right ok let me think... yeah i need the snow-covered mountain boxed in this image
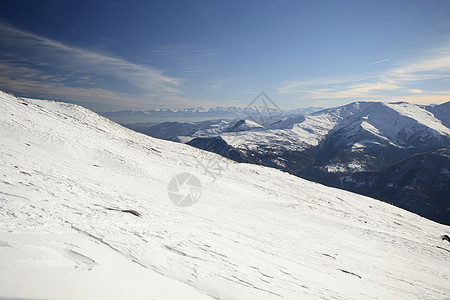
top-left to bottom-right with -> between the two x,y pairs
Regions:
143,101 -> 449,154
127,119 -> 233,143
100,106 -> 323,124
226,119 -> 264,132
220,101 -> 449,154
163,101 -> 450,224
427,101 -> 450,129
128,119 -> 266,143
1,90 -> 450,299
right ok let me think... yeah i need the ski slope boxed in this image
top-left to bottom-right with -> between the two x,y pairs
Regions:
0,91 -> 449,299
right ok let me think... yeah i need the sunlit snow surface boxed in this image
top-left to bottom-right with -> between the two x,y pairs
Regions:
0,91 -> 449,299
222,101 -> 450,154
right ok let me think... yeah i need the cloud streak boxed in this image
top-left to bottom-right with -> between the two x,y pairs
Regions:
277,48 -> 450,105
0,21 -> 183,110
359,58 -> 391,68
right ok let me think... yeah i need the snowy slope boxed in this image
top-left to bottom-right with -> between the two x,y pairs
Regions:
329,102 -> 450,148
226,119 -> 263,132
427,101 -> 450,129
1,91 -> 450,299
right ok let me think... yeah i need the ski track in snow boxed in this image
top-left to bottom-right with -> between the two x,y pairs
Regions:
0,91 -> 449,299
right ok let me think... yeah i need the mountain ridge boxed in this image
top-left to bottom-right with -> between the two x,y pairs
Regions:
99,106 -> 324,124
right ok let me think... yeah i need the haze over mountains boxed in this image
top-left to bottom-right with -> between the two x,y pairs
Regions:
100,106 -> 323,124
128,101 -> 450,225
1,90 -> 450,299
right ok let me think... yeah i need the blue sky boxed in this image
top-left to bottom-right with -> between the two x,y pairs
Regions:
0,0 -> 449,111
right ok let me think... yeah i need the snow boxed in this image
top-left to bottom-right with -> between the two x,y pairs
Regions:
359,102 -> 450,146
233,119 -> 263,131
325,163 -> 366,173
177,135 -> 195,143
0,230 -> 210,300
385,102 -> 450,136
216,101 -> 450,154
218,106 -> 352,151
347,140 -> 383,151
1,91 -> 450,299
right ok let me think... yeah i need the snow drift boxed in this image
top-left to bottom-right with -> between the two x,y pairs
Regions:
0,91 -> 449,299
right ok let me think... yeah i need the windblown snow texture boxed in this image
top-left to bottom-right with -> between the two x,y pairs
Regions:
1,91 -> 449,299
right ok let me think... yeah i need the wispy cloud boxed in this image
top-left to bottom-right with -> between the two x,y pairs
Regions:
148,43 -> 223,76
277,48 -> 450,105
200,78 -> 233,92
277,77 -> 365,95
307,82 -> 403,99
0,21 -> 186,110
385,51 -> 450,83
358,58 -> 391,68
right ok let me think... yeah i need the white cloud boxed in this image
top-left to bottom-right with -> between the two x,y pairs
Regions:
358,58 -> 391,68
408,89 -> 423,94
277,48 -> 450,105
277,77 -> 364,95
0,21 -> 183,109
307,82 -> 403,99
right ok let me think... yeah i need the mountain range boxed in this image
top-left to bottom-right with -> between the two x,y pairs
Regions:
99,106 -> 323,124
129,101 -> 450,225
